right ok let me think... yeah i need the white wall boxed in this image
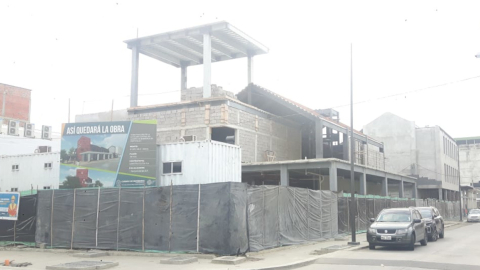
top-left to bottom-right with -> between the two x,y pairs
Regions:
363,112 -> 416,175
0,152 -> 60,192
0,133 -> 60,155
158,140 -> 241,186
459,144 -> 480,185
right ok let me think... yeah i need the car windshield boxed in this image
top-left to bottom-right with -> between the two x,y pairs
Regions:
376,211 -> 411,222
419,209 -> 432,218
470,209 -> 480,214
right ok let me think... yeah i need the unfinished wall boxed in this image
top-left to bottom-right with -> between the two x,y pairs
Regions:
181,85 -> 235,101
130,100 -> 302,163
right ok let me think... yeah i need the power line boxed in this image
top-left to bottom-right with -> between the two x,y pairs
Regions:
328,75 -> 480,109
234,75 -> 480,127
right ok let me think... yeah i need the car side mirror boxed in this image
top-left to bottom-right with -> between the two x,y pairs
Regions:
433,215 -> 438,218
369,218 -> 375,223
413,219 -> 422,223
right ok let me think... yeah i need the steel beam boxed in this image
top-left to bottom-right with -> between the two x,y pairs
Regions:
315,120 -> 324,158
203,33 -> 212,98
130,45 -> 139,107
248,55 -> 254,84
280,166 -> 289,186
382,177 -> 388,196
329,163 -> 338,192
181,65 -> 187,90
360,173 -> 367,195
399,178 -> 404,198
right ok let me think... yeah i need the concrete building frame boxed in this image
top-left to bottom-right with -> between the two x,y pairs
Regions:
242,158 -> 417,198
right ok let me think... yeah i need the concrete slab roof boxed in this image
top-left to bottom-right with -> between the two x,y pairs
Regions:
242,157 -> 417,181
124,21 -> 269,68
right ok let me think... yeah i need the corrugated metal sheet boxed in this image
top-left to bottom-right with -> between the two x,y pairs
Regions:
158,140 -> 241,186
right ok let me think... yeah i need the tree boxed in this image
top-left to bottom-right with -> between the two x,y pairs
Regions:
60,176 -> 82,189
68,147 -> 76,162
60,149 -> 68,163
94,181 -> 103,187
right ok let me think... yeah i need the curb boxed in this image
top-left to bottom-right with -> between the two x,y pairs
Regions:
245,257 -> 319,270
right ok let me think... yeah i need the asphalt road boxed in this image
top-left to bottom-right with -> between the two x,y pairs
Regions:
301,222 -> 480,270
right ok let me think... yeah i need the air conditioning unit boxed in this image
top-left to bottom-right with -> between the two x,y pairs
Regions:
7,120 -> 19,136
24,123 -> 35,138
42,125 -> 52,140
38,146 -> 52,153
182,135 -> 196,142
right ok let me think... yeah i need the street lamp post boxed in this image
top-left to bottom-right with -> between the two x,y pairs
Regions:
348,43 -> 359,245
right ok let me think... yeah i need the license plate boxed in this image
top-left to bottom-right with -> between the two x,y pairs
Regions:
472,216 -> 478,219
381,236 -> 392,240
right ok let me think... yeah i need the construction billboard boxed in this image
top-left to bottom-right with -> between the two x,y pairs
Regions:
0,192 -> 20,221
60,120 -> 157,188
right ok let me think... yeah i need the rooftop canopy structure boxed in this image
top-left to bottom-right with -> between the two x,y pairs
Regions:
124,21 -> 269,107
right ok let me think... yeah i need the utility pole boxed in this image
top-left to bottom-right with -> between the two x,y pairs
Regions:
348,43 -> 359,245
68,98 -> 71,123
458,151 -> 462,221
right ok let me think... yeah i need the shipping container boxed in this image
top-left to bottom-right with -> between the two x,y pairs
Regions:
157,140 -> 241,186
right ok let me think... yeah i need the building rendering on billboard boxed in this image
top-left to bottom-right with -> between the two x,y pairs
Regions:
60,120 -> 157,188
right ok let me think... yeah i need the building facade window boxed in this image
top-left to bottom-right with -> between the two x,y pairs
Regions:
162,161 -> 182,174
11,188 -> 18,192
12,164 -> 19,171
44,162 -> 52,169
43,186 -> 51,190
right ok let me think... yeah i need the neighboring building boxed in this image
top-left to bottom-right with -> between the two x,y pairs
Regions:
0,134 -> 60,155
460,185 -> 478,213
0,152 -> 60,192
157,140 -> 241,186
455,136 -> 480,186
364,112 -> 459,201
0,133 -> 60,192
0,83 -> 31,123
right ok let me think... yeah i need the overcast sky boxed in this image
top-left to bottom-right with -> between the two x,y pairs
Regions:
1,0 -> 480,138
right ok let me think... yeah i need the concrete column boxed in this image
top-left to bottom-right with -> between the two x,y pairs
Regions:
248,55 -> 254,84
87,153 -> 91,162
343,133 -> 349,161
280,166 -> 289,186
203,32 -> 212,98
130,45 -> 139,107
329,162 -> 338,192
382,177 -> 388,197
315,120 -> 323,159
438,188 -> 443,200
399,178 -> 404,198
181,65 -> 188,90
360,173 -> 367,195
412,183 -> 417,199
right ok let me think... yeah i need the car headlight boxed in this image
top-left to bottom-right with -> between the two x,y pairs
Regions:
368,228 -> 376,234
396,229 -> 408,234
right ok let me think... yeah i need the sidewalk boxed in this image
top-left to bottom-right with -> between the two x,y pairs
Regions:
0,221 -> 465,270
0,235 -> 368,270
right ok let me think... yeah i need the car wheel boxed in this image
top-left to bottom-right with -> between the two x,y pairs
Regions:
369,243 -> 375,250
420,231 -> 428,246
430,228 -> 438,242
439,225 -> 444,239
408,234 -> 415,251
